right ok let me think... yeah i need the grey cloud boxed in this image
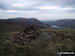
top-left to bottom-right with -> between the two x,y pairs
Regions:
0,0 -> 75,20
0,0 -> 75,10
0,3 -> 7,10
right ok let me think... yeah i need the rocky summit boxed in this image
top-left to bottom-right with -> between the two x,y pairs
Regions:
11,26 -> 41,45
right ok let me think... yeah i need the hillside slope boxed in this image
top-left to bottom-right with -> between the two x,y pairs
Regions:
0,26 -> 75,56
0,18 -> 49,33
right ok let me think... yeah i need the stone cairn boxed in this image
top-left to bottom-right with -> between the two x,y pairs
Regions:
11,26 -> 41,45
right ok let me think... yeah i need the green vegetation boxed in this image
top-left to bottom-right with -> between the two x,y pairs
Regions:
0,27 -> 75,56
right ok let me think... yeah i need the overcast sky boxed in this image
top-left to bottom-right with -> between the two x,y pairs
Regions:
0,0 -> 75,20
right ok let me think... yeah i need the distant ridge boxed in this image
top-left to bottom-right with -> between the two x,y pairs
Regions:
43,19 -> 75,28
0,17 -> 49,33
